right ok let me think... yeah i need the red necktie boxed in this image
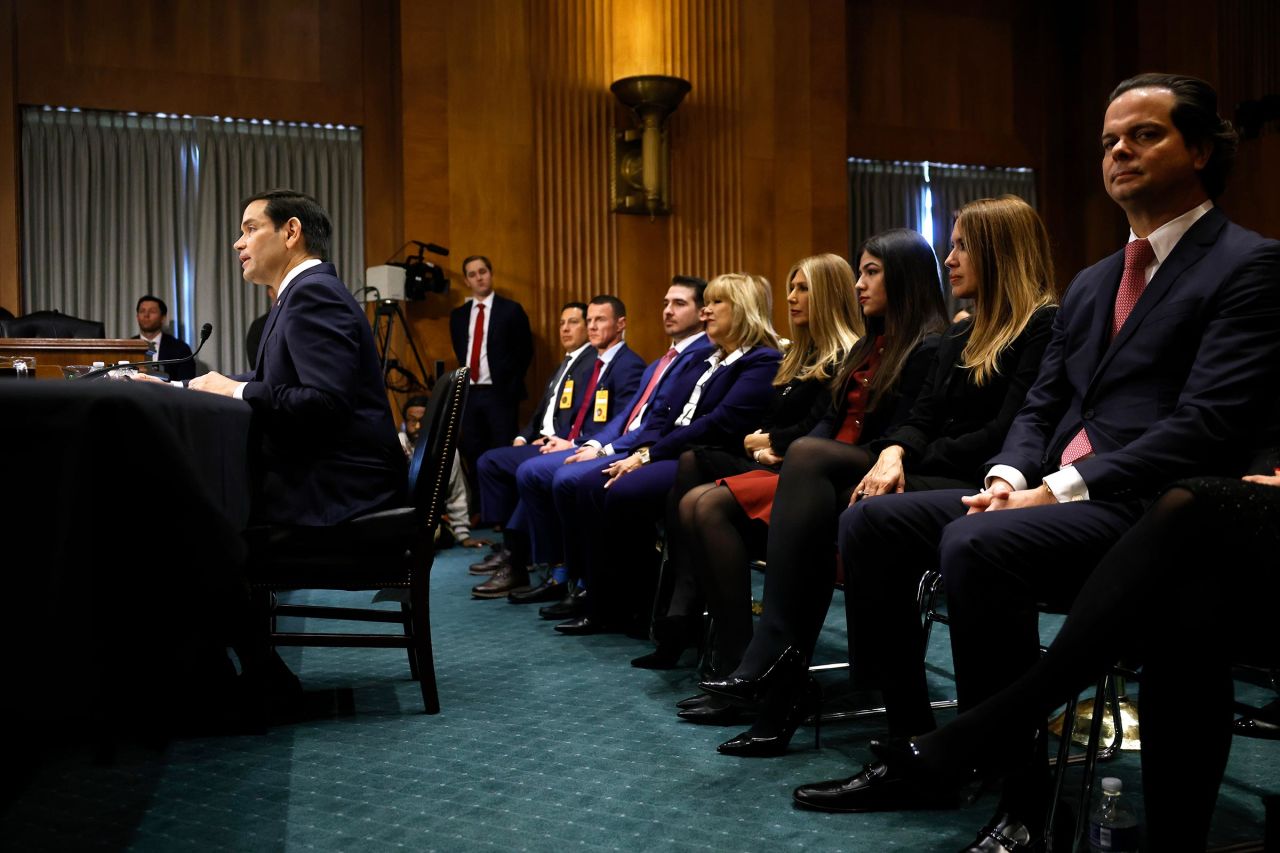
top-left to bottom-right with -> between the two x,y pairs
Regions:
1061,239 -> 1156,466
567,358 -> 604,441
469,303 -> 485,383
625,347 -> 678,427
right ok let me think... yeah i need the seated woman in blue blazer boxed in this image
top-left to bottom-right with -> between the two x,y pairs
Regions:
554,273 -> 783,636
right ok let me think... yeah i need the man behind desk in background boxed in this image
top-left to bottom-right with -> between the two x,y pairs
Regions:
187,189 -> 405,527
134,294 -> 195,381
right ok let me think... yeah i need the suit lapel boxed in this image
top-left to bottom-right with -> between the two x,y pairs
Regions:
1093,210 -> 1225,379
253,263 -> 331,378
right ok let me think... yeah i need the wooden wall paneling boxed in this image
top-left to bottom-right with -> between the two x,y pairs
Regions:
806,0 -> 849,258
1,0 -> 19,313
738,0 -> 779,290
361,0 -> 401,274
14,0 -> 366,123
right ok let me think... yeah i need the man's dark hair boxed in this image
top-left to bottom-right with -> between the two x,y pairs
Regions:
242,189 -> 333,261
1108,73 -> 1239,198
671,275 -> 707,307
462,255 -> 493,276
403,395 -> 431,416
136,294 -> 168,315
589,294 -> 627,318
562,301 -> 588,321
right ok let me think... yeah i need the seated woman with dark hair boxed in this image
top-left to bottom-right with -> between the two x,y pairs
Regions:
793,465 -> 1280,852
554,273 -> 783,635
650,233 -> 947,696
702,196 -> 1059,757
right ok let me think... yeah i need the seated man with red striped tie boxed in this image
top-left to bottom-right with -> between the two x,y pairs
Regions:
471,295 -> 645,599
782,73 -> 1280,853
502,277 -> 712,612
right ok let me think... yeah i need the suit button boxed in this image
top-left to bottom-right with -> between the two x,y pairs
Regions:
1082,409 -> 1094,420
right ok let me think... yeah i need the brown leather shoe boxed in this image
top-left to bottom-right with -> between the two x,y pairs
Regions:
471,564 -> 529,599
469,548 -> 510,575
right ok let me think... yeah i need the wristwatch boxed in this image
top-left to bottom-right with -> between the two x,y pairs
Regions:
636,447 -> 651,465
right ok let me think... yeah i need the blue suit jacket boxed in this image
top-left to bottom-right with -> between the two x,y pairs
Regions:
628,345 -> 783,461
235,262 -> 406,526
574,343 -> 646,441
991,207 -> 1280,501
603,336 -> 715,453
519,346 -> 596,442
450,293 -> 534,402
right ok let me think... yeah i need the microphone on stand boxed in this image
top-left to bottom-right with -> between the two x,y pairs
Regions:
77,323 -> 213,380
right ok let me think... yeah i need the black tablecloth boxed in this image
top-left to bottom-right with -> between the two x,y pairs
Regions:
0,381 -> 254,730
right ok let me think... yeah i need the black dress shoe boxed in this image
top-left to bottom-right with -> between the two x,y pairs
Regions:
717,677 -> 822,757
700,645 -> 805,705
539,586 -> 586,620
1235,715 -> 1280,739
959,812 -> 1042,853
471,564 -> 529,599
792,761 -> 959,812
677,698 -> 756,726
508,576 -> 566,604
553,616 -> 609,635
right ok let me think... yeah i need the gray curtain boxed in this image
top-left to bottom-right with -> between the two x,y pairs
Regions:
21,107 -> 364,374
928,162 -> 1038,260
21,108 -> 196,344
847,158 -> 926,256
193,119 -> 364,373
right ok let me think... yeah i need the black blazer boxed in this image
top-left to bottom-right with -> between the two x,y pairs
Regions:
134,332 -> 195,381
519,346 -> 597,442
449,293 -> 534,402
811,334 -> 942,446
873,306 -> 1057,485
993,208 -> 1280,500
233,262 -> 406,526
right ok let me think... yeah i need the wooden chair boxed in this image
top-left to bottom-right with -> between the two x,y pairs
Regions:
246,367 -> 468,714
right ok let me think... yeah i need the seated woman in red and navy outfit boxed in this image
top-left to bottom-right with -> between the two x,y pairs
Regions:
702,196 -> 1059,757
644,235 -> 947,688
554,273 -> 782,636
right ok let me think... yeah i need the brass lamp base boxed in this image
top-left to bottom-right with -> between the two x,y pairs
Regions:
1048,695 -> 1142,751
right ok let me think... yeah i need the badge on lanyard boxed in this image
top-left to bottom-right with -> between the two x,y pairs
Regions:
593,389 -> 609,421
559,379 -> 575,409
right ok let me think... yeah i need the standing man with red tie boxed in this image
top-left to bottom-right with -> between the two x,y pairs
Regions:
450,255 -> 534,502
785,74 -> 1280,850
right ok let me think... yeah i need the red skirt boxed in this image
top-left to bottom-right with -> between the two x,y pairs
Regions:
720,468 -> 781,524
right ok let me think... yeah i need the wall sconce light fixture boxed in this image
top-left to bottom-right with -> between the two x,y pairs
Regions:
609,74 -> 691,218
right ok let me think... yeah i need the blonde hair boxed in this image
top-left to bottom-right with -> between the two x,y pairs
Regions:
954,196 -> 1056,386
775,254 -> 863,386
703,273 -> 779,352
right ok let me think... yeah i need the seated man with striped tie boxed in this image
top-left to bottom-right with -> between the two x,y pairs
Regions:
505,277 -> 711,612
786,73 -> 1280,852
471,295 -> 645,599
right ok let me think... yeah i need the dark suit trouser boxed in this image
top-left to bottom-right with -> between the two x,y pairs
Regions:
476,444 -> 540,527
840,489 -> 1142,814
577,460 -> 678,622
460,385 -> 521,490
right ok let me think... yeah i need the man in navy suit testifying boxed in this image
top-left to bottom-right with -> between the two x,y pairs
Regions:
791,74 -> 1280,849
188,190 -> 405,527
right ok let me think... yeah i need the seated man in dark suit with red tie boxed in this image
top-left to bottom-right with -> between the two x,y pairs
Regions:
471,295 -> 646,598
782,74 -> 1280,851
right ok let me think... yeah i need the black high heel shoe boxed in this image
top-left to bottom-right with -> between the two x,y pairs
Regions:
716,676 -> 822,757
698,645 -> 804,705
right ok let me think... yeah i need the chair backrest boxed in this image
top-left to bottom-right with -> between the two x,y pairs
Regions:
407,367 -> 469,535
0,309 -> 106,338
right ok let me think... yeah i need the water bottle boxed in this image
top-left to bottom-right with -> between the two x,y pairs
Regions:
1088,777 -> 1140,852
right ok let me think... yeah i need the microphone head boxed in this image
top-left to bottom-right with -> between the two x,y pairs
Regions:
200,323 -> 213,341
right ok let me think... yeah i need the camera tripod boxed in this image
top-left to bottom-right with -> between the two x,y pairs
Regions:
372,299 -> 432,392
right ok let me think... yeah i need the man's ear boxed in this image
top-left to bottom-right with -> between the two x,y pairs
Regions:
1190,141 -> 1213,172
283,217 -> 304,250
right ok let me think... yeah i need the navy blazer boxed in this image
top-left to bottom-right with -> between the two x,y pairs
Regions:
595,336 -> 715,450
574,343 -> 647,441
134,332 -> 195,381
519,346 -> 597,442
992,208 -> 1280,501
450,293 -> 534,402
235,262 -> 406,526
629,345 -> 783,461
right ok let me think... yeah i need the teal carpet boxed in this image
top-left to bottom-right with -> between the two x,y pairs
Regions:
1,546 -> 1272,851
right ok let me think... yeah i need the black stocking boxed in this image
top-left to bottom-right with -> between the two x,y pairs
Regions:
736,437 -> 873,676
686,484 -> 762,673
